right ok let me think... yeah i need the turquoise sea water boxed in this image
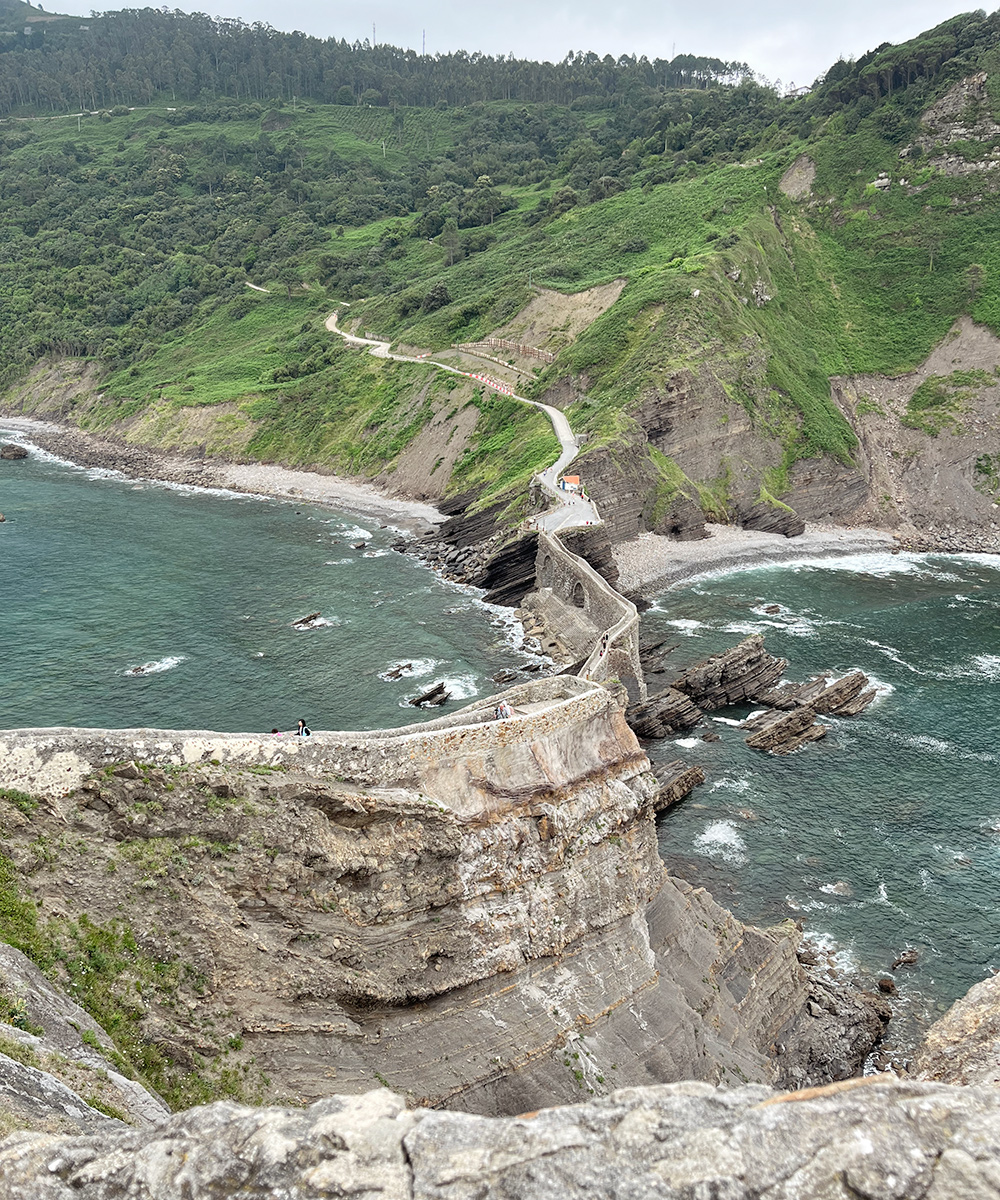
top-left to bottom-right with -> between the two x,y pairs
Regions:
4,435 -> 999,1028
648,552 -> 1000,1028
0,438 -> 539,733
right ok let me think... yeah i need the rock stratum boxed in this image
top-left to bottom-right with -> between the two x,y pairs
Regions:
0,676 -> 886,1126
4,1078 -> 1000,1199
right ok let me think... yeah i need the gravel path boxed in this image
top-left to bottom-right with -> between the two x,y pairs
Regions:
614,523 -> 898,597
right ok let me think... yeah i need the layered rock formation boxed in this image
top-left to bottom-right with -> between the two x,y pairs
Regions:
4,1078 -> 1000,1200
917,972 -> 1000,1087
0,678 -> 885,1120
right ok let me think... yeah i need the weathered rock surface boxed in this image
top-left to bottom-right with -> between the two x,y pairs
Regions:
0,1054 -> 123,1140
0,677 -> 885,1116
0,945 -> 169,1131
917,971 -> 1000,1087
0,443 -> 28,459
652,760 -> 706,810
627,687 -> 702,738
757,671 -> 878,718
6,1078 -> 1000,1200
742,707 -> 827,755
672,634 -> 787,710
737,499 -> 806,538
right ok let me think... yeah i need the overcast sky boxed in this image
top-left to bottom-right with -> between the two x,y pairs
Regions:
66,0 -> 975,87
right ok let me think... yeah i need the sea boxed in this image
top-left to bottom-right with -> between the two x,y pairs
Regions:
0,435 -> 543,734
646,550 -> 1000,1043
3,434 -> 999,1039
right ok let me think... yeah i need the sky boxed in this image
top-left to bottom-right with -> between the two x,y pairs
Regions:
60,0 -> 977,86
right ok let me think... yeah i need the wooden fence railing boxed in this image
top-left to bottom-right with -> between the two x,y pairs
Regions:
455,338 -> 555,363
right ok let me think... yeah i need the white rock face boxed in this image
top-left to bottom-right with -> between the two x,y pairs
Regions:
4,1080 -> 1000,1199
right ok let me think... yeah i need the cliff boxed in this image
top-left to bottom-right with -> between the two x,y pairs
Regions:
4,1077 -> 1000,1199
0,678 -> 884,1120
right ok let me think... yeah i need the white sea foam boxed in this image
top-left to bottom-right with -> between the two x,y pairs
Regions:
693,819 -> 748,865
897,732 -> 997,765
121,655 -> 186,676
712,716 -> 743,727
362,549 -> 391,558
379,658 -> 438,681
334,524 -> 373,540
292,615 -> 340,629
800,929 -> 861,975
709,776 -> 752,794
664,618 -> 703,634
721,616 -> 819,638
674,737 -> 702,748
860,638 -> 922,674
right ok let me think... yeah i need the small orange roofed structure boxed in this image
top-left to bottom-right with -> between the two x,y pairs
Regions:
560,475 -> 581,491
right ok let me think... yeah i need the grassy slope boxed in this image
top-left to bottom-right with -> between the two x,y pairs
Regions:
6,48 -> 1000,516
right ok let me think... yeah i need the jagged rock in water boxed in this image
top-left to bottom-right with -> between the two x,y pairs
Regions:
652,760 -> 705,810
812,671 -> 878,716
626,687 -> 702,738
743,707 -> 827,754
737,500 -> 806,538
408,681 -> 450,707
6,1079 -> 1000,1200
757,670 -> 878,718
0,444 -> 28,460
672,634 -> 787,710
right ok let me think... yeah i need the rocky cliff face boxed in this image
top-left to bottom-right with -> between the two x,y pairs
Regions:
4,1078 -> 1000,1200
0,681 -> 884,1121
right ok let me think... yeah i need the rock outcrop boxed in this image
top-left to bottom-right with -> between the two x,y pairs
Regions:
671,635 -> 787,710
0,679 -> 884,1117
917,972 -> 1000,1087
652,760 -> 706,810
626,687 -> 701,738
0,444 -> 27,460
742,706 -> 827,755
737,499 -> 806,538
0,945 -> 169,1133
5,1078 -> 1000,1200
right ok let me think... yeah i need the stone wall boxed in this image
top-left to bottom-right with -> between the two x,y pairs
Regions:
0,677 -> 612,817
534,531 -> 645,703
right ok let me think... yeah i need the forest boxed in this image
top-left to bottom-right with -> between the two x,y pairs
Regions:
1,4 -> 1000,506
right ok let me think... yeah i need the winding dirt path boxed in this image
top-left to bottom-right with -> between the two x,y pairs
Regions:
324,311 -> 598,531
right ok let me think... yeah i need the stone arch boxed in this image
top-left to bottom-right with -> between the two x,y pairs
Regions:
572,580 -> 586,609
539,554 -> 554,588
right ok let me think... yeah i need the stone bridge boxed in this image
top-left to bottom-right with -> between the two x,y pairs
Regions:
535,530 -> 646,705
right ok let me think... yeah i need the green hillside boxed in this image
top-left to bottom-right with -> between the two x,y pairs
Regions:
2,7 -> 1000,518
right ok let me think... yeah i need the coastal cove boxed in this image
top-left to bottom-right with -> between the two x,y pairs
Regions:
0,430 -> 543,732
4,422 -> 999,1036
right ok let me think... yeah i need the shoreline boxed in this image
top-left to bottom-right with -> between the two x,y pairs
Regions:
613,523 -> 901,596
0,415 -> 442,535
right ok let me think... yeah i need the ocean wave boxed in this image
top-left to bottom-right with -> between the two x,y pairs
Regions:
721,617 -> 819,638
693,819 -> 748,865
120,655 -> 186,677
673,737 -> 702,749
859,638 -> 923,674
800,929 -> 861,975
663,618 -> 703,634
893,731 -> 997,765
362,549 -> 391,558
332,523 -> 373,541
712,716 -> 743,727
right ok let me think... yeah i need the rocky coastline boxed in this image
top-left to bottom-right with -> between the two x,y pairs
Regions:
2,405 -> 997,1175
